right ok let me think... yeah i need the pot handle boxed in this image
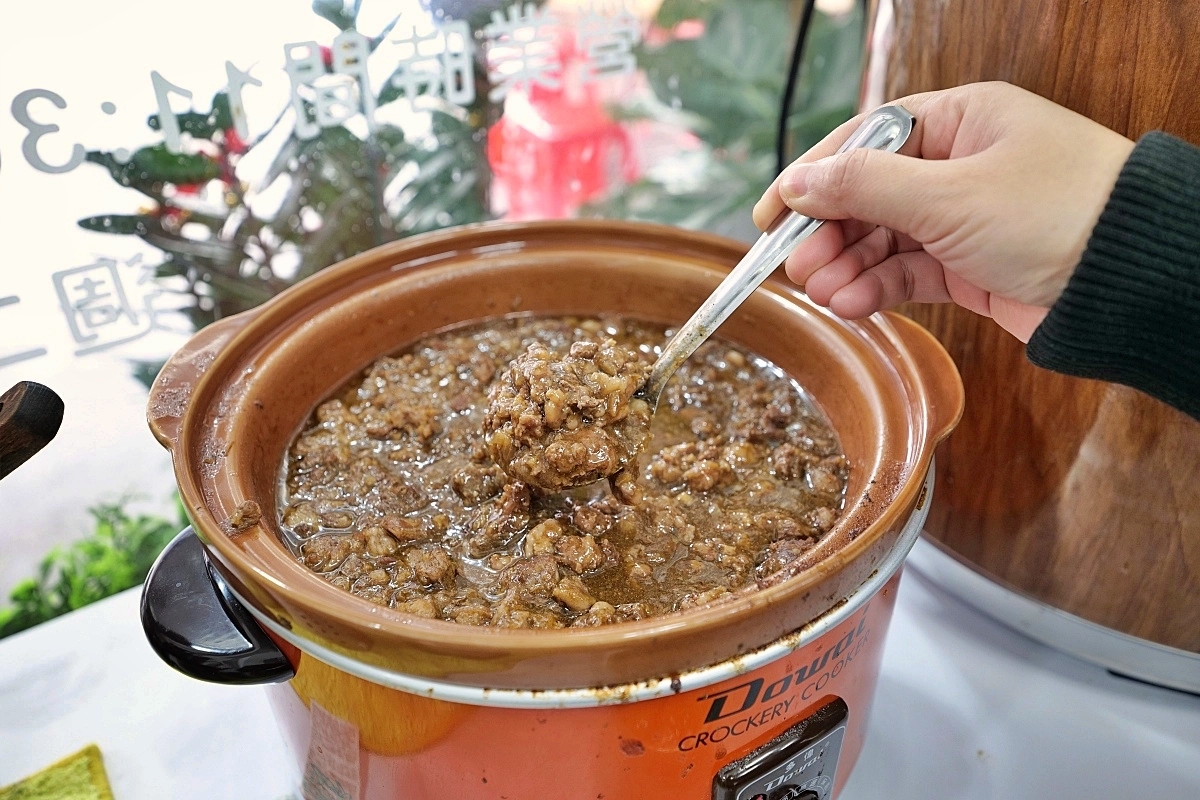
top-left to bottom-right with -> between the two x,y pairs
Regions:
881,312 -> 965,444
141,528 -> 295,685
147,310 -> 257,449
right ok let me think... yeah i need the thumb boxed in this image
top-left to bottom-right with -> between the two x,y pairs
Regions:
778,148 -> 947,242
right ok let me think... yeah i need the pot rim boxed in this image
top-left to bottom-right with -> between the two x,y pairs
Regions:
231,468 -> 932,705
154,220 -> 963,657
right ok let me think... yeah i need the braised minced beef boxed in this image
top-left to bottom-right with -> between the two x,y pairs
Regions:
484,339 -> 652,491
280,316 -> 847,628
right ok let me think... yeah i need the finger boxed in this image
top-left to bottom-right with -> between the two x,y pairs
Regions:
779,148 -> 956,243
755,110 -> 898,229
942,270 -> 993,318
783,217 -> 879,284
756,84 -> 978,231
803,226 -> 900,305
781,221 -> 847,286
827,250 -> 949,318
753,174 -> 788,230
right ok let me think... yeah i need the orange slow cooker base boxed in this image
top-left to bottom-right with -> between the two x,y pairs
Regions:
265,573 -> 900,800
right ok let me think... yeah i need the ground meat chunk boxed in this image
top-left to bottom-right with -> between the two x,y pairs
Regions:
681,460 -> 732,493
404,546 -> 456,586
752,509 -> 809,540
804,506 -> 838,533
447,603 -> 493,626
380,481 -> 429,516
443,589 -> 494,626
756,538 -> 817,579
465,482 -> 531,557
385,398 -> 442,442
677,586 -> 732,611
610,469 -> 642,504
363,526 -> 401,556
381,515 -> 426,543
616,602 -> 651,621
491,589 -> 565,629
451,464 -> 507,506
807,465 -> 843,495
338,553 -> 368,580
523,519 -> 563,556
484,339 -> 652,490
301,532 -> 365,572
393,596 -> 438,618
555,534 -> 604,574
497,554 -> 561,601
771,443 -> 814,480
319,510 -> 355,529
553,575 -> 597,613
572,504 -> 613,536
571,601 -> 619,626
283,502 -> 321,536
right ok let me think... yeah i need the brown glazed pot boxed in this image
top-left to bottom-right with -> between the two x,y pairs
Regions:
146,220 -> 962,690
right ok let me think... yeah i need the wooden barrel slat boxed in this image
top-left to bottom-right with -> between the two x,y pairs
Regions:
865,0 -> 1200,651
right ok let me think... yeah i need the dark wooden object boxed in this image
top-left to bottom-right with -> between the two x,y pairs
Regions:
0,382 -> 64,480
863,0 -> 1200,652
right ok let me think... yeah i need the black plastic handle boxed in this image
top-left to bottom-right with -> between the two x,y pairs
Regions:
141,528 -> 295,685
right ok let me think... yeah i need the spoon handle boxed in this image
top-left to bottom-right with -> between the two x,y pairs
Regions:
641,105 -> 916,405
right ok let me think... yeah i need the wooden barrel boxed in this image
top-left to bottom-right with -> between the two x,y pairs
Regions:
862,0 -> 1200,653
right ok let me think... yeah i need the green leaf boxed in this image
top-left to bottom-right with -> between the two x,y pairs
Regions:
640,0 -> 794,150
0,499 -> 181,639
84,146 -> 220,194
148,91 -> 234,139
208,92 -> 234,131
592,1 -> 862,234
77,214 -> 152,236
130,145 -> 221,185
656,0 -> 720,27
84,150 -> 166,200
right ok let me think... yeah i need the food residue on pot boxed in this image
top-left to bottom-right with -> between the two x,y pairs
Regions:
226,500 -> 263,533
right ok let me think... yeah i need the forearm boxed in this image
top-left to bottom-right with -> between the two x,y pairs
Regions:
1026,132 -> 1200,420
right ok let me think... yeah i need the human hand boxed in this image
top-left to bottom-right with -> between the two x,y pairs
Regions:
753,82 -> 1135,341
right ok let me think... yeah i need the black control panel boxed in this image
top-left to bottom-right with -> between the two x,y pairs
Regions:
712,697 -> 848,800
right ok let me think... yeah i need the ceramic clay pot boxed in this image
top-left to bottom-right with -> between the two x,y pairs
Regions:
141,221 -> 962,799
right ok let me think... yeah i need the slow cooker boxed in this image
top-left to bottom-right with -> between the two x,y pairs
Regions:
139,220 -> 963,799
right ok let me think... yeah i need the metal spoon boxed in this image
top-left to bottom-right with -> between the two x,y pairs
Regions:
488,106 -> 914,493
636,105 -> 916,410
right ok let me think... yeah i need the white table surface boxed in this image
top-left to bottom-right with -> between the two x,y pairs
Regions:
2,568 -> 1198,799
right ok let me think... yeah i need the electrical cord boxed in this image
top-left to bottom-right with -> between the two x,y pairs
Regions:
776,0 -> 869,176
776,0 -> 819,176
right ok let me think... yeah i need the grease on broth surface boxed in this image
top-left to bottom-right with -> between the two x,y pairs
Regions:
279,315 -> 847,628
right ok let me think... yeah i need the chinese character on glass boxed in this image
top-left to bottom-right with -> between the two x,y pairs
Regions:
0,296 -> 48,369
577,1 -> 641,83
390,19 -> 476,107
53,256 -> 159,355
284,30 -> 376,140
483,3 -> 563,102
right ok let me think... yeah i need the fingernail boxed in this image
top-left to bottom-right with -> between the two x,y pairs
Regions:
779,164 -> 810,198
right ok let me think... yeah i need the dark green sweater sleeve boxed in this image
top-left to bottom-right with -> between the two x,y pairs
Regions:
1026,132 -> 1200,419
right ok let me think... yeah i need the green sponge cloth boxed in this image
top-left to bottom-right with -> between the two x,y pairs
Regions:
0,745 -> 114,800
